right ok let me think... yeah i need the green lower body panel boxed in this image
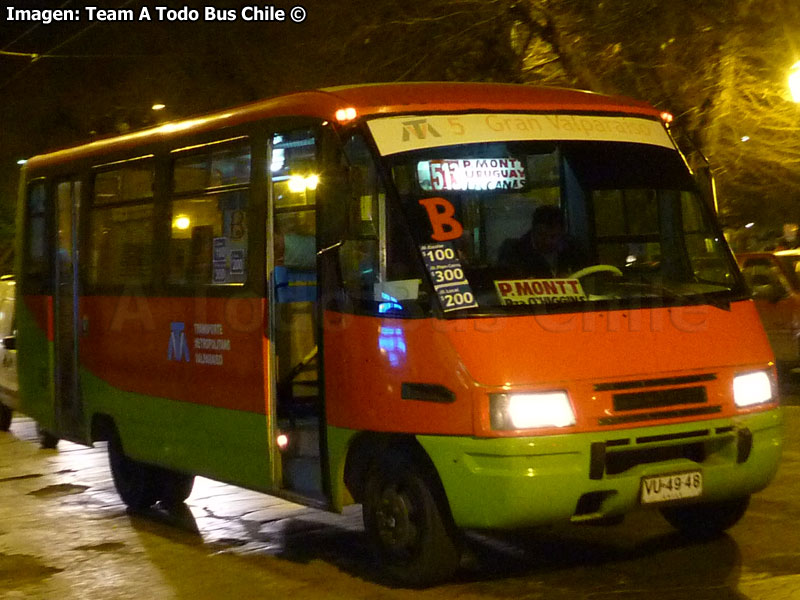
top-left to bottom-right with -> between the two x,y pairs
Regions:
17,300 -> 273,491
418,409 -> 784,530
16,304 -> 55,431
82,368 -> 274,492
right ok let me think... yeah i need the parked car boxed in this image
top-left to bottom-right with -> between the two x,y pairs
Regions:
736,249 -> 800,368
0,276 -> 18,431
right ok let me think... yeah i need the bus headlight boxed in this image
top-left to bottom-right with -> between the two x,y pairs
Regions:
733,371 -> 773,408
490,391 -> 576,430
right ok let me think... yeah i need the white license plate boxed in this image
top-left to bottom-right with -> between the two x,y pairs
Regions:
640,470 -> 703,504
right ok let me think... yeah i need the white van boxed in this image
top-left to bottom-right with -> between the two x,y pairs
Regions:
0,276 -> 18,431
0,276 -> 58,447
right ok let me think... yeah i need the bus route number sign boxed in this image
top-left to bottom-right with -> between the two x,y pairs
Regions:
420,242 -> 478,312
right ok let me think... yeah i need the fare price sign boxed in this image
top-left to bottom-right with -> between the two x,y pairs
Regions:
420,242 -> 478,312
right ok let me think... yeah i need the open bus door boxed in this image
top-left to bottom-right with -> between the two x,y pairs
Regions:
269,129 -> 325,503
53,179 -> 87,441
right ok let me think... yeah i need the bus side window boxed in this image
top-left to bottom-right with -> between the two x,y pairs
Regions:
88,159 -> 155,288
23,182 -> 49,293
338,135 -> 427,310
168,142 -> 250,286
340,136 -> 382,301
270,130 -> 319,389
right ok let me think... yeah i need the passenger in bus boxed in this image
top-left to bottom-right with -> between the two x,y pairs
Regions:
499,204 -> 587,277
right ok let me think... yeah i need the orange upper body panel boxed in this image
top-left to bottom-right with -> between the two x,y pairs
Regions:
25,292 -> 774,436
324,300 -> 775,437
445,301 -> 771,386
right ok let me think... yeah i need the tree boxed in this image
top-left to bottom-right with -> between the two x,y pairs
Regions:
345,0 -> 800,230
3,0 -> 800,238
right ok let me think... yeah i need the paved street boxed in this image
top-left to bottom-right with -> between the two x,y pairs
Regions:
1,399 -> 799,599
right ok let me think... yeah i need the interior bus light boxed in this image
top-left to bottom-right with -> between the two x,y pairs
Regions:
288,175 -> 307,193
335,107 -> 357,123
288,174 -> 319,193
173,215 -> 191,230
270,148 -> 285,172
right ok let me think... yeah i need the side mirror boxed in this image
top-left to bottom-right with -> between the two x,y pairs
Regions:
2,335 -> 16,351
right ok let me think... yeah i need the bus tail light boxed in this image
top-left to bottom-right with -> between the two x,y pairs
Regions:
490,391 -> 576,430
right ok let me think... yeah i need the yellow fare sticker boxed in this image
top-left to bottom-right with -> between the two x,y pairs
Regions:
494,278 -> 587,306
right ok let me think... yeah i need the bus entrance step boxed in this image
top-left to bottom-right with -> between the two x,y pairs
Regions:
283,456 -> 322,495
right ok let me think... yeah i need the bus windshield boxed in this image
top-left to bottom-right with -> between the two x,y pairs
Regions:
386,139 -> 746,315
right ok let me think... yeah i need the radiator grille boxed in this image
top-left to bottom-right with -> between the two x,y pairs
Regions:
612,386 -> 707,412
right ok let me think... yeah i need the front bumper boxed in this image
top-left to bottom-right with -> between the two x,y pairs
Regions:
418,408 -> 784,529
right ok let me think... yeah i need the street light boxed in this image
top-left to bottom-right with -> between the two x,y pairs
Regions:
789,61 -> 800,102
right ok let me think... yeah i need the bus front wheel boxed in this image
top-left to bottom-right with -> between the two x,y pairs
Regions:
660,495 -> 750,538
362,449 -> 462,587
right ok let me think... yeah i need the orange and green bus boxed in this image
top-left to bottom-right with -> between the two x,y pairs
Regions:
16,82 -> 783,586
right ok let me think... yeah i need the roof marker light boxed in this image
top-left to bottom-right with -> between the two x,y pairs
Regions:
660,111 -> 673,124
335,107 -> 357,123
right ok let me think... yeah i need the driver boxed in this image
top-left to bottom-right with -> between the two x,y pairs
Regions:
499,205 -> 587,278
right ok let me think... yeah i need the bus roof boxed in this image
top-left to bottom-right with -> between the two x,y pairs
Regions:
25,82 -> 663,170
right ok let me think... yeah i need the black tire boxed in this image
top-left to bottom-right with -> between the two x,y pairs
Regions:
362,449 -> 462,587
107,429 -> 195,510
660,495 -> 751,539
0,403 -> 11,431
108,430 -> 161,510
155,467 -> 195,508
37,425 -> 59,449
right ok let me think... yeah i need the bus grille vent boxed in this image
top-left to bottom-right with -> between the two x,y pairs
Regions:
612,386 -> 707,412
605,442 -> 706,476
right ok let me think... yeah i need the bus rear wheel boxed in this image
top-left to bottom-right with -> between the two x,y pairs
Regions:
0,403 -> 11,431
107,430 -> 194,510
362,449 -> 462,587
36,424 -> 59,449
660,495 -> 750,538
156,468 -> 195,508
